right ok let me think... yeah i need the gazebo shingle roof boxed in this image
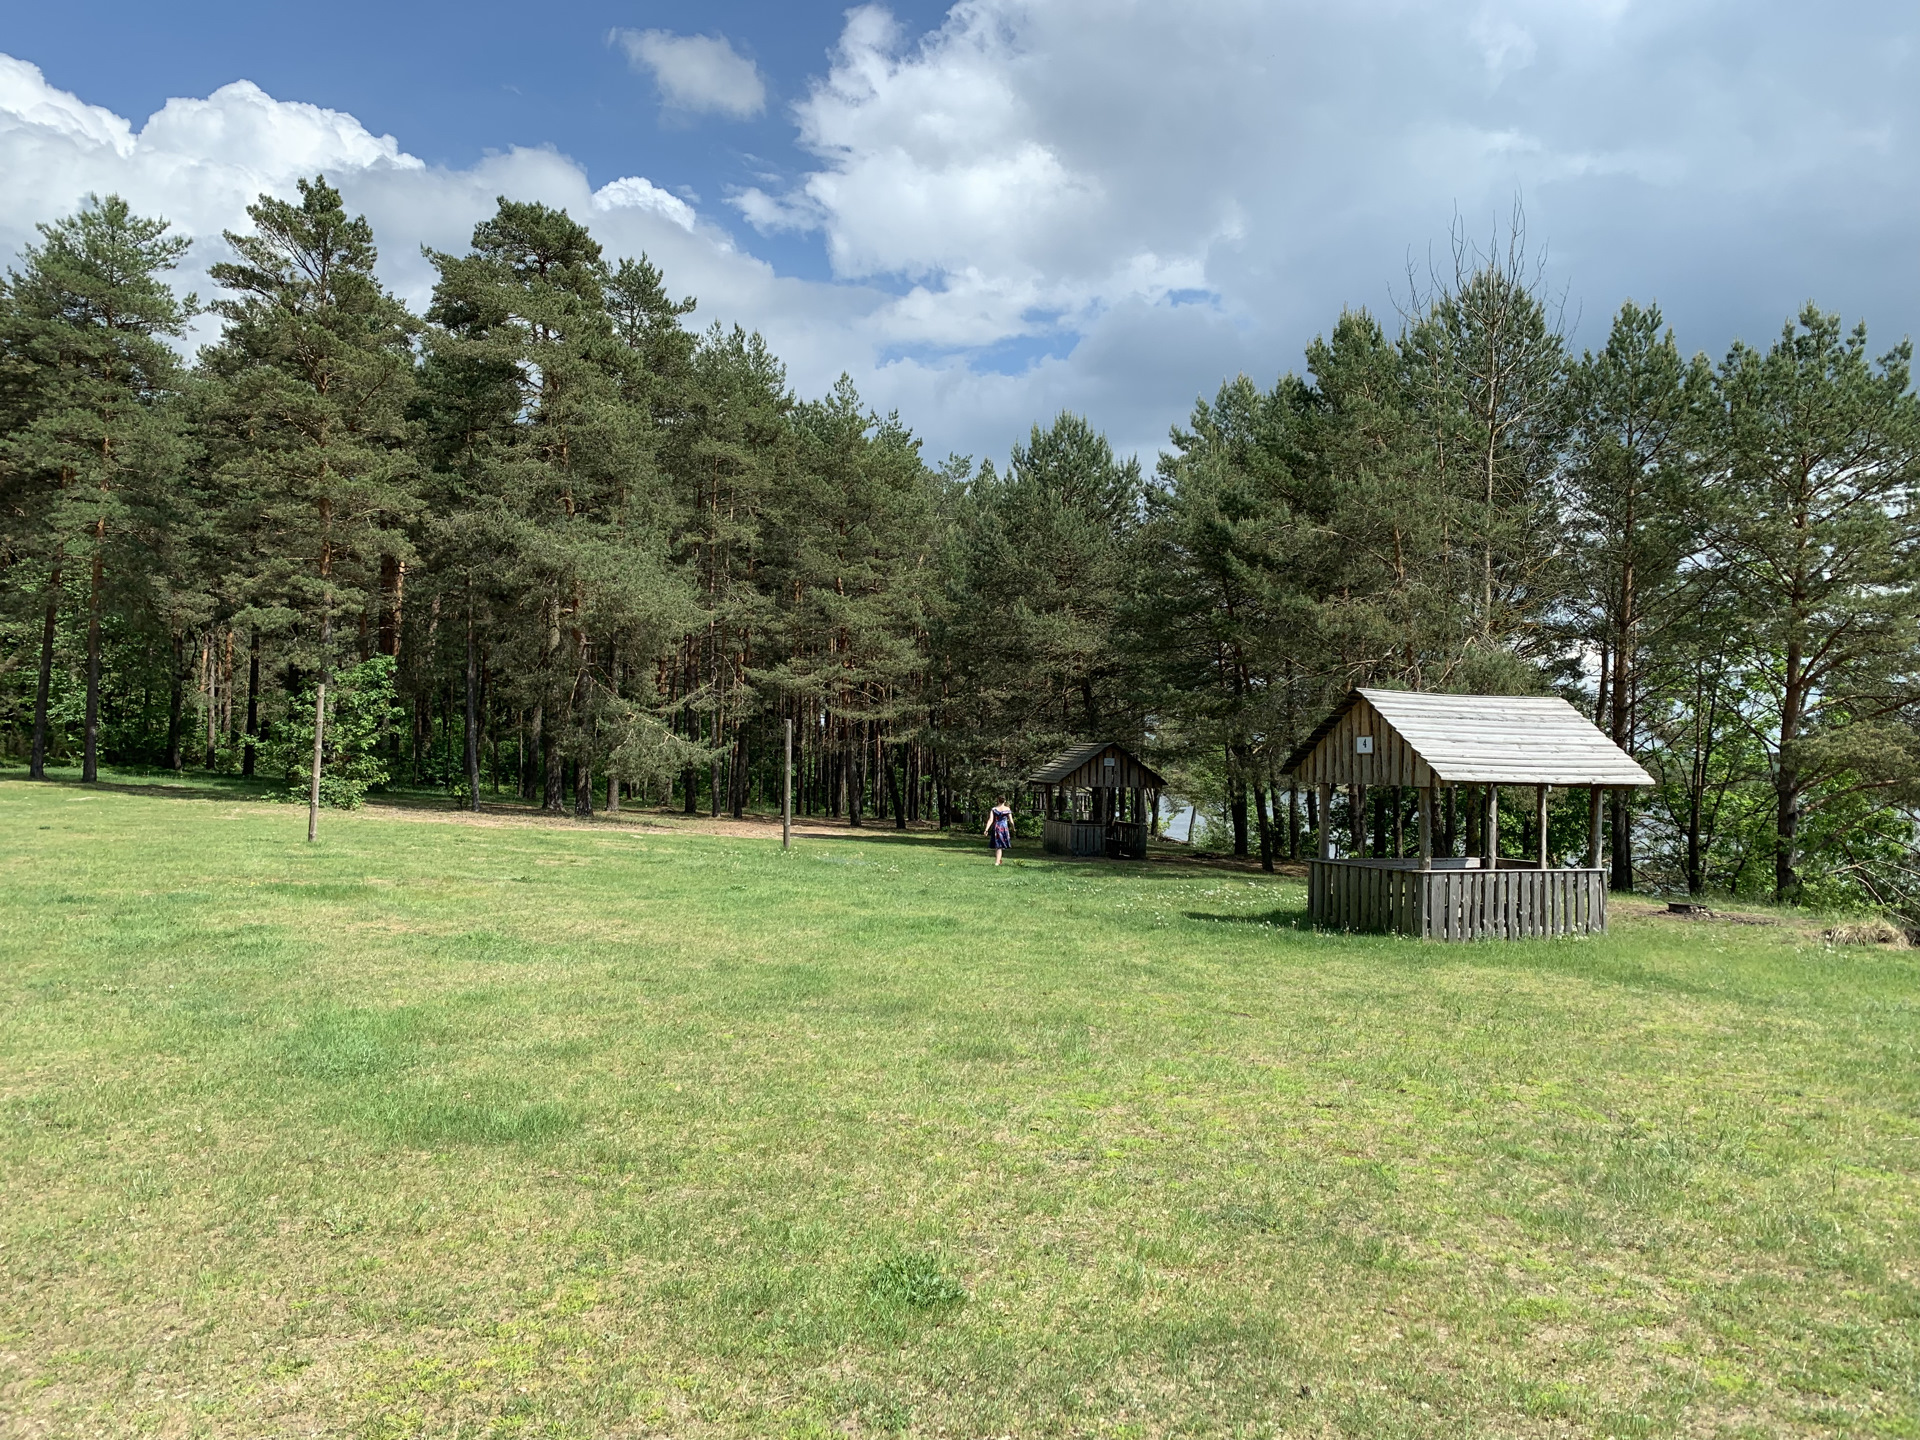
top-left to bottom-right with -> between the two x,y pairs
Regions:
1026,741 -> 1165,788
1284,688 -> 1654,787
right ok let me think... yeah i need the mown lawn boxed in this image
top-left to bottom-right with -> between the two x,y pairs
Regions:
1,772 -> 1916,1439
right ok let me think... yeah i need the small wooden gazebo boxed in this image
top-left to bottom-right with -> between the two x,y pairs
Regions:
1283,689 -> 1653,940
1026,741 -> 1164,859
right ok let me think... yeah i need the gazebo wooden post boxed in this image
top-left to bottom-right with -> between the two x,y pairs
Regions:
1317,782 -> 1334,859
1586,785 -> 1604,869
1484,785 -> 1500,870
1535,784 -> 1549,869
1418,786 -> 1433,870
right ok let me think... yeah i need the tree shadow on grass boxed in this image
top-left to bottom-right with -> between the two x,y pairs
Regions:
1182,907 -> 1312,928
1,768 -> 280,804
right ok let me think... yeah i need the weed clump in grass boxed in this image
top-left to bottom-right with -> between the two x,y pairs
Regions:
341,1083 -> 578,1147
866,1251 -> 967,1311
277,1007 -> 422,1080
1822,917 -> 1911,948
840,1380 -> 912,1434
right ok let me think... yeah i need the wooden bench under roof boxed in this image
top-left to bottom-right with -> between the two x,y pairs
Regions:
1283,689 -> 1654,940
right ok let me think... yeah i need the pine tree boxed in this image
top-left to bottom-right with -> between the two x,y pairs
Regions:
0,194 -> 193,781
422,198 -> 686,815
1403,223 -> 1570,677
1141,377 -> 1320,861
1564,300 -> 1707,890
943,413 -> 1143,794
1706,305 -> 1920,901
199,176 -> 418,837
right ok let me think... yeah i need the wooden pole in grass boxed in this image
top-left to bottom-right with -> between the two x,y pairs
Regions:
1536,784 -> 1550,869
307,601 -> 330,844
783,717 -> 793,851
1587,785 -> 1604,869
307,677 -> 325,843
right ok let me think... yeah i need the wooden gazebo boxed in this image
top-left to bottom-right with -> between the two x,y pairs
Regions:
1026,742 -> 1164,859
1283,689 -> 1653,940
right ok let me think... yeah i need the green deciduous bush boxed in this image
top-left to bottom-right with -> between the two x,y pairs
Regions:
267,655 -> 401,808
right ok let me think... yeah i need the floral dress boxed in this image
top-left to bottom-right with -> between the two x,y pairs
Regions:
987,806 -> 1013,850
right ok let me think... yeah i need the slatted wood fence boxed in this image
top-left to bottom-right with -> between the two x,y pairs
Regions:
1308,860 -> 1606,940
1042,819 -> 1148,859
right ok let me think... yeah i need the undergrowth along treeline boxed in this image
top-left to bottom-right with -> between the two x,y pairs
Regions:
3,182 -> 1919,914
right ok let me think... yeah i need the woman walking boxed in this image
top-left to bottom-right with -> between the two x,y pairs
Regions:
984,797 -> 1014,865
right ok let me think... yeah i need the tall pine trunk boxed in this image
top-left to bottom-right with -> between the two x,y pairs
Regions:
203,633 -> 218,770
83,527 -> 104,783
541,611 -> 565,812
1253,784 -> 1274,873
571,624 -> 592,817
464,599 -> 481,811
1685,789 -> 1705,896
526,704 -> 542,803
30,548 -> 63,780
378,555 -> 404,659
242,633 -> 260,778
1609,535 -> 1637,892
1774,636 -> 1805,901
889,744 -> 907,830
1228,742 -> 1249,858
544,729 -> 564,813
605,644 -> 620,815
308,606 -> 330,843
848,725 -> 864,827
166,632 -> 185,771
731,728 -> 747,819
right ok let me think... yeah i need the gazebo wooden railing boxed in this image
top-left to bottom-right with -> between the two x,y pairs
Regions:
1307,857 -> 1608,941
1045,818 -> 1150,859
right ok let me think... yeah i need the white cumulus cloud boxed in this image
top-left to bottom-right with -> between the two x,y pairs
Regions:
612,29 -> 766,119
730,4 -> 1227,353
0,55 -> 770,354
592,175 -> 697,232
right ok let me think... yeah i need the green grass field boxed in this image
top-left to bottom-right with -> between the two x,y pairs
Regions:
2,772 -> 1916,1438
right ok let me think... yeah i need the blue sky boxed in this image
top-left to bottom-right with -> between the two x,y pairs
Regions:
3,2 -> 1918,466
5,1 -> 953,282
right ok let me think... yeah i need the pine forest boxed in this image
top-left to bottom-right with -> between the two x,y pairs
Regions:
5,180 -> 1919,918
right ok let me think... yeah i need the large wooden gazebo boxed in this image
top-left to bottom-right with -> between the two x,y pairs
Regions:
1283,689 -> 1653,940
1026,741 -> 1164,859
